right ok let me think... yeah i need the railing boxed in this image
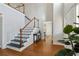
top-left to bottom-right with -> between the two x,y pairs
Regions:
5,3 -> 25,14
20,17 -> 39,48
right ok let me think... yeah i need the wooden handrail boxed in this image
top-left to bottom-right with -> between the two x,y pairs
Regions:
21,17 -> 39,30
25,16 -> 31,20
22,17 -> 35,30
20,17 -> 39,48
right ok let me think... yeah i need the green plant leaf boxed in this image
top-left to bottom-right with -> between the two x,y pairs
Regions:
63,25 -> 73,34
73,27 -> 79,34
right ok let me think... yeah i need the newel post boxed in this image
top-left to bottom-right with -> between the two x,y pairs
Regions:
34,17 -> 36,28
20,29 -> 22,48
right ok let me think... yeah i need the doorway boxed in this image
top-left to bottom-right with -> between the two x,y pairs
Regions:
43,21 -> 53,43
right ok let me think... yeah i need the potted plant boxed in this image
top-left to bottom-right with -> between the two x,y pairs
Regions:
63,25 -> 76,56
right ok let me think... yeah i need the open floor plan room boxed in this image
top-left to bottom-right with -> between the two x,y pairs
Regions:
0,3 -> 79,56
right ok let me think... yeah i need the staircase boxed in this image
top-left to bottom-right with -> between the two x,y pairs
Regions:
4,4 -> 40,52
7,27 -> 34,51
7,16 -> 39,51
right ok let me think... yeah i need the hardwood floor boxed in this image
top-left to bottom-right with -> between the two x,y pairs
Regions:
0,36 -> 64,56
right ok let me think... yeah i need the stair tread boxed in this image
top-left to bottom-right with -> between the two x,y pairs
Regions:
15,36 -> 29,39
7,43 -> 24,48
20,32 -> 31,34
24,29 -> 33,30
18,33 -> 31,35
11,39 -> 27,43
23,30 -> 33,32
22,31 -> 32,32
17,35 -> 29,37
23,30 -> 33,31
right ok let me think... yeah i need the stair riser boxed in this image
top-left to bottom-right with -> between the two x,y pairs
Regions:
15,37 -> 29,39
19,32 -> 31,34
11,41 -> 26,45
7,46 -> 22,52
24,29 -> 33,30
23,30 -> 33,31
18,34 -> 31,35
17,35 -> 30,37
12,39 -> 27,41
21,31 -> 32,33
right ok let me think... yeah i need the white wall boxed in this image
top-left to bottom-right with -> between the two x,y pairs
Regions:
43,4 -> 53,38
64,3 -> 75,15
25,3 -> 53,38
45,4 -> 53,21
0,4 -> 25,49
64,3 -> 76,27
53,3 -> 64,43
0,15 -> 2,48
25,3 -> 46,38
53,3 -> 76,44
64,3 -> 76,38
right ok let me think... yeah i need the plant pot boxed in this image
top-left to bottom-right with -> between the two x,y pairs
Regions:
55,48 -> 74,56
65,41 -> 70,45
74,43 -> 79,53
